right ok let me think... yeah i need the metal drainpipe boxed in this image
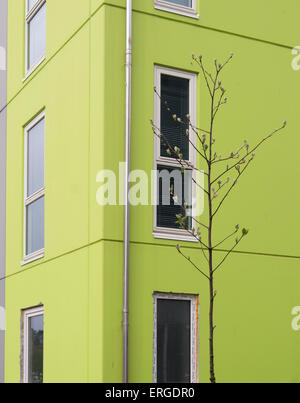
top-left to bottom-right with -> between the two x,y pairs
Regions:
123,0 -> 132,384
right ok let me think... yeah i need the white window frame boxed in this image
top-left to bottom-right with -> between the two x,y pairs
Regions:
22,111 -> 45,265
153,66 -> 198,242
21,305 -> 44,384
154,0 -> 199,19
24,0 -> 46,79
153,293 -> 199,383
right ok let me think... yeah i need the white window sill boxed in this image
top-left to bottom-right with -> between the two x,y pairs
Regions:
154,3 -> 199,19
21,250 -> 44,266
153,229 -> 198,243
23,56 -> 46,83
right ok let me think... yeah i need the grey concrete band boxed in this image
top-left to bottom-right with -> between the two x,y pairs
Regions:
0,0 -> 8,384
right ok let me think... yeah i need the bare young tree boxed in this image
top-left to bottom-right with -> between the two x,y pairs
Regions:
151,54 -> 287,384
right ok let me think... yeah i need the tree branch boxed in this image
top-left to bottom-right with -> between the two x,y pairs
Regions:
212,123 -> 287,185
213,231 -> 248,273
213,227 -> 239,249
192,55 -> 213,98
176,245 -> 210,280
212,157 -> 253,218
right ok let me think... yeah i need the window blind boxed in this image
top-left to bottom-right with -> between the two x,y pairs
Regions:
160,74 -> 189,160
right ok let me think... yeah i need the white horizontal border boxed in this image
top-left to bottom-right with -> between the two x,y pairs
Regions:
153,229 -> 198,242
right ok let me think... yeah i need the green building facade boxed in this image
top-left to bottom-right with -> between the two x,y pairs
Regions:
0,0 -> 300,383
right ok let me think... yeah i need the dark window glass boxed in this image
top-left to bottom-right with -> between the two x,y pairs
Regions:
28,3 -> 46,71
28,314 -> 44,383
157,298 -> 191,383
157,166 -> 192,230
160,74 -> 189,160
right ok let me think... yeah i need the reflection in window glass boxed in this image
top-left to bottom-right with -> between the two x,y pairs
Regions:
164,0 -> 192,8
24,112 -> 45,260
28,314 -> 44,384
26,196 -> 44,255
28,3 -> 46,70
27,118 -> 45,196
28,0 -> 39,12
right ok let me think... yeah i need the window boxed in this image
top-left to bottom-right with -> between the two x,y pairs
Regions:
23,112 -> 45,264
153,293 -> 199,383
153,66 -> 197,241
25,0 -> 46,75
21,306 -> 44,384
154,0 -> 198,18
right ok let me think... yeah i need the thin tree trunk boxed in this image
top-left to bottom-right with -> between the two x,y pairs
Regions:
209,265 -> 216,383
208,77 -> 216,384
208,193 -> 216,383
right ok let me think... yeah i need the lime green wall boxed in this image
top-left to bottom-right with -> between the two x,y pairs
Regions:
5,1 -> 124,383
4,0 -> 300,383
107,1 -> 300,383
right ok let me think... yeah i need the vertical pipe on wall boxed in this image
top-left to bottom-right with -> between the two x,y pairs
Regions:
123,0 -> 132,384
